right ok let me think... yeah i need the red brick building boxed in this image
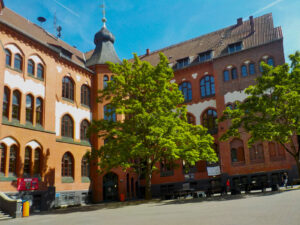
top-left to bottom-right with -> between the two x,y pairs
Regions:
0,0 -> 297,210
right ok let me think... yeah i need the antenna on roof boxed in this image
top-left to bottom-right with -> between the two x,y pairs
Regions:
100,0 -> 107,28
57,26 -> 62,38
53,12 -> 62,38
37,17 -> 46,27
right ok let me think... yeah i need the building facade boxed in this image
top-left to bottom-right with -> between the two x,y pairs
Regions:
0,0 -> 297,210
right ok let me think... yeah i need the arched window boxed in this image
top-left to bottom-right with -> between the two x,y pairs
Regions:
249,142 -> 264,162
81,156 -> 89,177
267,57 -> 274,66
5,49 -> 11,66
12,90 -> 21,120
9,145 -> 18,175
36,98 -> 43,125
61,152 -> 73,177
0,144 -> 6,174
241,65 -> 248,77
200,75 -> 215,98
179,82 -> 192,102
80,120 -> 90,141
104,104 -> 116,122
269,142 -> 285,161
103,75 -> 109,88
3,86 -> 10,118
61,115 -> 74,138
223,70 -> 230,82
14,54 -> 23,71
230,139 -> 245,163
202,109 -> 218,134
249,63 -> 256,75
62,76 -> 74,101
231,68 -> 238,80
81,85 -> 90,107
187,113 -> 196,125
34,148 -> 41,175
37,64 -> 44,80
24,147 -> 32,175
27,59 -> 35,75
26,94 -> 34,123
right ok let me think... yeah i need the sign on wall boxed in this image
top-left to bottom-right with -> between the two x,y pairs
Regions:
207,166 -> 221,176
17,178 -> 39,191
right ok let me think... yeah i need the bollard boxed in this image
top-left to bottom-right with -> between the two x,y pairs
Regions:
22,201 -> 30,217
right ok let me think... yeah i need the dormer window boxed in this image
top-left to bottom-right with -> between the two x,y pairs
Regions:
199,51 -> 212,63
177,57 -> 189,69
228,42 -> 242,54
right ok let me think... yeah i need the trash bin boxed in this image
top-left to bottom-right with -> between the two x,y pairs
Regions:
119,193 -> 125,202
22,201 -> 30,217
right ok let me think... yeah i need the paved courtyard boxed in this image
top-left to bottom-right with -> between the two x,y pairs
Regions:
3,189 -> 300,225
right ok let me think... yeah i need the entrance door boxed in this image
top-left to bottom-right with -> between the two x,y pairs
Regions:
103,172 -> 119,201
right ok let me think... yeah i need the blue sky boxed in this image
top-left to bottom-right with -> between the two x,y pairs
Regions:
4,0 -> 300,61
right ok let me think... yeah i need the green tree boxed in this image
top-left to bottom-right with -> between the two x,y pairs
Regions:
89,53 -> 217,200
219,51 -> 300,176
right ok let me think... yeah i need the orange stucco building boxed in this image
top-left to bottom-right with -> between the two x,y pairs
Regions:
0,0 -> 297,210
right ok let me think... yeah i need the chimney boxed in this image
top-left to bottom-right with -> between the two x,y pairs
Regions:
250,16 -> 255,33
237,17 -> 243,26
146,48 -> 150,56
0,0 -> 5,13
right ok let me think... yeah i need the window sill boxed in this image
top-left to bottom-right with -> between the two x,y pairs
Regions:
2,119 -> 53,134
0,175 -> 17,182
231,161 -> 245,167
270,157 -> 286,162
62,97 -> 74,104
5,65 -> 23,74
160,171 -> 174,177
250,159 -> 265,164
61,176 -> 74,183
201,94 -> 215,99
81,177 -> 90,183
56,138 -> 91,147
28,73 -> 44,82
81,104 -> 91,109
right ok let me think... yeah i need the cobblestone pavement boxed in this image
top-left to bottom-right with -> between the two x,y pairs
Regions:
3,189 -> 300,225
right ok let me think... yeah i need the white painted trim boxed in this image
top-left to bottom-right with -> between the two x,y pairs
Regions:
186,100 -> 217,125
4,44 -> 22,54
0,137 -> 17,147
4,70 -> 45,97
55,101 -> 92,139
26,141 -> 42,150
224,90 -> 249,104
29,55 -> 43,65
192,73 -> 198,79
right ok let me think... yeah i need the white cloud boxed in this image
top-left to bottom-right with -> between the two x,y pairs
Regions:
252,0 -> 284,15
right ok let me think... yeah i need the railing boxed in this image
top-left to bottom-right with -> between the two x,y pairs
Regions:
0,192 -> 22,218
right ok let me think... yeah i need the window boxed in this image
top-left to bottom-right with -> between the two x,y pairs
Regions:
3,87 -> 9,118
177,58 -> 189,69
37,64 -> 44,80
24,147 -> 32,175
241,65 -> 248,77
27,59 -> 35,75
104,104 -> 116,122
61,152 -> 73,177
12,90 -> 21,120
269,142 -> 285,161
5,49 -> 11,66
200,75 -> 215,98
231,68 -> 238,80
62,76 -> 74,101
223,70 -> 230,82
230,139 -> 245,163
182,160 -> 197,174
199,51 -> 212,62
81,156 -> 89,177
14,54 -> 23,71
259,61 -> 264,72
160,160 -> 173,177
26,95 -> 34,123
187,113 -> 195,125
267,57 -> 274,66
249,143 -> 264,162
228,42 -> 242,54
9,145 -> 18,175
103,75 -> 109,88
34,148 -> 41,175
61,114 -> 74,138
80,120 -> 90,141
226,103 -> 234,110
179,82 -> 192,102
81,85 -> 90,107
36,98 -> 43,125
0,144 -> 6,174
202,109 -> 218,134
249,63 -> 255,75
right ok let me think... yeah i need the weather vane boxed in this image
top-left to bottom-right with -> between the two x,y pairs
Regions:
100,0 -> 107,28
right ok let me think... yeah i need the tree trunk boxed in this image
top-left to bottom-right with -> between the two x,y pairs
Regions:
145,160 -> 152,200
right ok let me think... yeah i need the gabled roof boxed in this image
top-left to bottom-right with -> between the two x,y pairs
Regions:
138,14 -> 282,67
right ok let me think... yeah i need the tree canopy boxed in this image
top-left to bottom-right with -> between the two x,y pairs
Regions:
89,53 -> 217,199
219,51 -> 300,175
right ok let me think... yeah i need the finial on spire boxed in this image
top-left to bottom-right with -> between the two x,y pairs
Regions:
100,0 -> 106,28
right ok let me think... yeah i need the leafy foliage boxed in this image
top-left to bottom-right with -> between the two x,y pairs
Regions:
89,53 -> 217,199
219,51 -> 300,173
